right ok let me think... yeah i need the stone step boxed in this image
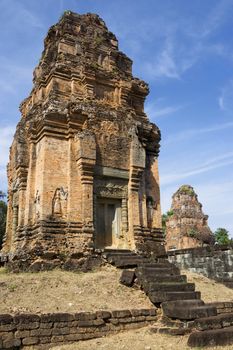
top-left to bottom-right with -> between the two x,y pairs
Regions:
194,312 -> 233,331
110,258 -> 150,268
106,255 -> 139,263
139,275 -> 187,284
136,267 -> 181,277
138,261 -> 174,268
162,303 -> 217,320
146,282 -> 195,293
223,281 -> 233,289
163,299 -> 205,309
103,248 -> 132,252
102,250 -> 134,258
188,326 -> 233,347
154,327 -> 191,336
149,291 -> 201,304
142,262 -> 174,268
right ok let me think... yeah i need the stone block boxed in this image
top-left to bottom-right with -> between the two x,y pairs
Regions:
111,310 -> 131,318
144,315 -> 158,321
54,321 -> 69,328
3,338 -> 21,349
131,309 -> 155,317
0,323 -> 16,332
63,333 -> 84,342
188,327 -> 233,347
41,313 -> 74,323
0,314 -> 13,325
122,322 -> 146,330
22,337 -> 39,345
77,320 -> 95,327
30,328 -> 52,336
75,312 -> 97,321
195,313 -> 233,331
15,330 -> 30,338
0,331 -> 13,340
39,336 -> 51,344
118,317 -> 134,324
96,311 -> 111,319
163,305 -> 217,320
14,313 -> 40,324
132,316 -> 146,322
51,335 -> 64,343
52,327 -> 71,335
40,322 -> 53,328
107,315 -> 117,324
120,270 -> 135,287
17,321 -> 40,330
158,327 -> 190,336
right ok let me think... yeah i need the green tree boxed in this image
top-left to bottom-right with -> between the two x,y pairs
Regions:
0,191 -> 7,248
162,210 -> 174,236
214,228 -> 230,245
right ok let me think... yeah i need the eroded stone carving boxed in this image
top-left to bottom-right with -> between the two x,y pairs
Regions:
34,190 -> 40,220
52,187 -> 68,218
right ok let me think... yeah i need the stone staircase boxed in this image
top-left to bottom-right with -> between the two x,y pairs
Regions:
188,312 -> 233,347
102,249 -> 151,268
102,249 -> 233,347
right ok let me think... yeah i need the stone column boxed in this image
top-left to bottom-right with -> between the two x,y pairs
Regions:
121,195 -> 128,246
75,131 -> 96,241
128,127 -> 146,249
12,193 -> 19,249
77,159 -> 95,226
146,154 -> 162,229
17,166 -> 28,227
122,196 -> 128,231
24,142 -> 36,225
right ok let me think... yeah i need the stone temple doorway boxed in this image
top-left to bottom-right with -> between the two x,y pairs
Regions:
95,198 -> 122,248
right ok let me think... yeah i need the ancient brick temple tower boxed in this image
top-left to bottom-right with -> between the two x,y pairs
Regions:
3,12 -> 164,269
165,185 -> 214,250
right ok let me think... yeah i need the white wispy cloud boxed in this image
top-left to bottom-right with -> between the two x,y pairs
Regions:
0,58 -> 33,103
0,0 -> 43,29
20,8 -> 43,29
164,121 -> 233,145
0,125 -> 15,191
145,100 -> 184,119
218,79 -> 233,112
160,152 -> 233,186
140,0 -> 233,80
199,0 -> 233,38
0,126 -> 15,167
144,38 -> 180,80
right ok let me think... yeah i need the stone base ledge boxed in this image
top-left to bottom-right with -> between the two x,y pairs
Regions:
0,308 -> 157,349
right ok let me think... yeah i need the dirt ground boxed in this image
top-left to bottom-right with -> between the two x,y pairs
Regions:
0,266 -> 232,315
182,269 -> 233,303
49,270 -> 233,350
0,265 -> 152,314
1,266 -> 233,349
51,327 -> 233,350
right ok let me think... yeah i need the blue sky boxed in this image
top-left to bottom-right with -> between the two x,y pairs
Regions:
0,0 -> 233,236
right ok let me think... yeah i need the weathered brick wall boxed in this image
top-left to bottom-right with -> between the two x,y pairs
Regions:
0,308 -> 157,349
168,245 -> 233,286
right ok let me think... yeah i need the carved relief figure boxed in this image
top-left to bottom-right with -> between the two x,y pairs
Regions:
147,196 -> 156,228
52,187 -> 68,218
34,190 -> 40,220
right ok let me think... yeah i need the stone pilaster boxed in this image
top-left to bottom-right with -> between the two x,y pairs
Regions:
75,131 -> 96,235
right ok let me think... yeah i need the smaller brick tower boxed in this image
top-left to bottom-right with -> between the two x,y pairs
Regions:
165,185 -> 214,250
